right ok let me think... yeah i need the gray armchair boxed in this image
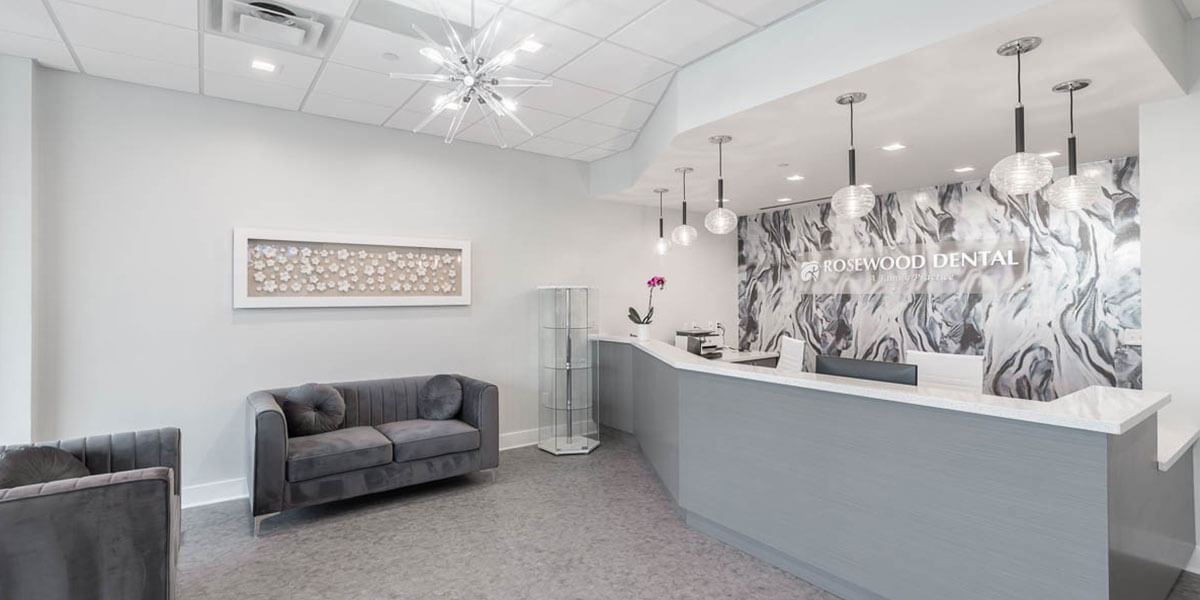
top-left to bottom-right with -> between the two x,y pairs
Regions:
248,375 -> 499,532
0,427 -> 181,600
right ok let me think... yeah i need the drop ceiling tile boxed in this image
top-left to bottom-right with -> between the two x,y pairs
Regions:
330,20 -> 440,76
204,34 -> 321,89
507,0 -> 661,38
493,105 -> 568,135
287,0 -> 356,18
627,72 -> 672,103
303,92 -> 396,125
515,76 -> 615,117
702,0 -> 819,26
0,0 -> 60,40
571,146 -> 614,162
610,0 -> 754,65
543,118 -> 626,146
51,0 -> 197,67
59,0 -> 197,29
596,130 -> 636,151
75,46 -> 197,92
385,107 -> 483,138
312,62 -> 421,105
0,31 -> 77,71
516,135 -> 587,158
484,9 -> 598,74
582,97 -> 653,130
204,69 -> 305,109
452,123 -> 506,147
401,82 -> 461,112
385,0 -> 503,29
554,42 -> 673,95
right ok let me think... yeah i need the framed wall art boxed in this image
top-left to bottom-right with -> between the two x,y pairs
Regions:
233,228 -> 471,308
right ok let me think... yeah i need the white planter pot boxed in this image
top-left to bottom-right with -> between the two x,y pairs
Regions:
636,323 -> 650,341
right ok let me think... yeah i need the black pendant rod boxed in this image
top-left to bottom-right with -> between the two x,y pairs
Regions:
848,100 -> 857,185
717,140 -> 725,209
1067,87 -> 1077,176
1014,50 -> 1025,153
681,170 -> 688,225
658,190 -> 664,237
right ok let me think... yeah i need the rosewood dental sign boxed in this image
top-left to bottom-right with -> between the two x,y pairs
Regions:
794,241 -> 1029,295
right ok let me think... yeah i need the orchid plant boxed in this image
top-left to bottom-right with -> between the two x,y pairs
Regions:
628,276 -> 665,325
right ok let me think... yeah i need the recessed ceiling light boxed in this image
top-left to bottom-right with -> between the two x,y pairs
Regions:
786,174 -> 804,181
381,52 -> 399,61
953,166 -> 975,173
881,142 -> 906,151
1040,151 -> 1061,158
776,197 -> 793,203
519,39 -> 544,53
250,59 -> 277,73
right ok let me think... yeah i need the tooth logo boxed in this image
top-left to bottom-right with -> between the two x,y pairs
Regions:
800,261 -> 821,282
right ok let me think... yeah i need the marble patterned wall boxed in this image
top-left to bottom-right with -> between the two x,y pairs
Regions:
738,157 -> 1141,401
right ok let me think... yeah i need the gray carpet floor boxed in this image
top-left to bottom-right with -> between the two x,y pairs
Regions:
180,430 -> 1200,600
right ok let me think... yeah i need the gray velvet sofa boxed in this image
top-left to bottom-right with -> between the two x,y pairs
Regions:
247,375 -> 498,532
0,427 -> 182,600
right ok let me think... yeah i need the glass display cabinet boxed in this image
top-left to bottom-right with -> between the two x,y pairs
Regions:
537,286 -> 599,455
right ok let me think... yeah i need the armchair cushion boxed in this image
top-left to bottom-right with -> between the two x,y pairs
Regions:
418,375 -> 462,420
376,419 -> 479,462
0,447 -> 90,489
286,426 -> 391,483
282,383 -> 346,437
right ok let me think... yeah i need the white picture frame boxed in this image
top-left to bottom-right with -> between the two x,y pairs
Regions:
233,228 -> 471,308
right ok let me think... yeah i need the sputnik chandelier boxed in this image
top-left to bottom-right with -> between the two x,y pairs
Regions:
389,0 -> 551,147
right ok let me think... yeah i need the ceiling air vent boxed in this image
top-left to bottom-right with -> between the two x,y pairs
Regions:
218,0 -> 327,53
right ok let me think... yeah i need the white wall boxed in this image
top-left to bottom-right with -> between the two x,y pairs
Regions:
1140,16 -> 1200,571
31,70 -> 738,504
0,56 -> 34,446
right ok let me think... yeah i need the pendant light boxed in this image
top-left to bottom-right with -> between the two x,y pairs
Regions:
989,36 -> 1053,196
670,167 -> 698,246
1045,79 -> 1102,211
830,92 -> 875,219
704,135 -> 737,235
654,188 -> 671,255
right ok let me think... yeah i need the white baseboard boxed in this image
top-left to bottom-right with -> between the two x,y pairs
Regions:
1186,546 -> 1200,574
182,477 -> 247,509
500,428 -> 539,450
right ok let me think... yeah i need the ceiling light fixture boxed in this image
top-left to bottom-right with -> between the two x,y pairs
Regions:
1045,79 -> 1102,211
250,59 -> 277,72
1040,151 -> 1061,158
830,92 -> 875,219
670,167 -> 698,246
389,0 -> 551,148
704,136 -> 737,235
654,188 -> 671,255
954,166 -> 975,173
881,142 -> 906,151
786,174 -> 804,181
989,37 -> 1053,196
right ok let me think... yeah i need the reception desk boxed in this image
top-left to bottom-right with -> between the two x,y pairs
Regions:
597,337 -> 1198,600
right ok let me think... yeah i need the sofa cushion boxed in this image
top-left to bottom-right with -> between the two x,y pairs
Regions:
282,383 -> 346,437
375,419 -> 480,463
418,375 -> 462,420
286,426 -> 392,483
0,446 -> 90,489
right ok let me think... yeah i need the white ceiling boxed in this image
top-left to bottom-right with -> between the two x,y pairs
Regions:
1177,0 -> 1200,19
603,0 -> 1186,213
0,0 -> 821,161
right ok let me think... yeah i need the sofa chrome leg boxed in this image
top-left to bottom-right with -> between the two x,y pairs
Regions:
253,512 -> 279,537
481,468 -> 497,483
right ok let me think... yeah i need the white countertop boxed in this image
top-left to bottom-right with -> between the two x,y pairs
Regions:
709,348 -> 779,364
598,335 -> 1171,435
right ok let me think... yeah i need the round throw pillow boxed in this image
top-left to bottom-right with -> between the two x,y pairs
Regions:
0,446 -> 90,489
419,375 -> 463,420
282,383 -> 346,437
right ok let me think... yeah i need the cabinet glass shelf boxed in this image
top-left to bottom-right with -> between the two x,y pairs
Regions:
537,286 -> 599,455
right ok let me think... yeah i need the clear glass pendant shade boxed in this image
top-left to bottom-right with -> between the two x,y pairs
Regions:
704,208 -> 737,235
654,237 -> 671,255
670,224 -> 698,246
831,184 -> 876,219
989,152 -> 1053,196
1045,174 -> 1102,211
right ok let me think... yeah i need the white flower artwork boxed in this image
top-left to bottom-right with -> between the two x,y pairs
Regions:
235,229 -> 471,308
